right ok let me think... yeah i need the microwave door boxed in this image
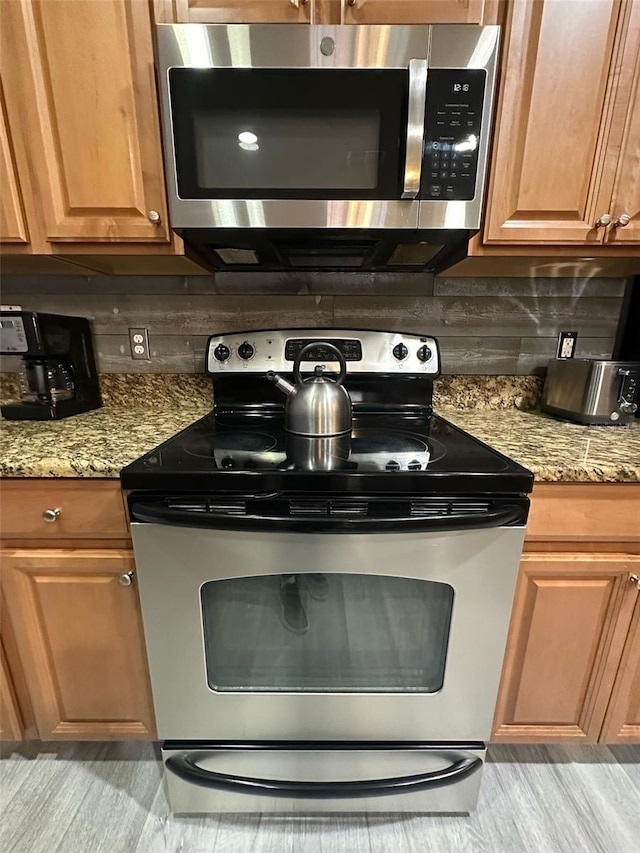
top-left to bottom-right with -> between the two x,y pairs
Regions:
167,66 -> 411,204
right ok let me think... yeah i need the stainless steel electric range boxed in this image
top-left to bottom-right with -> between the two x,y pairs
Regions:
121,329 -> 533,815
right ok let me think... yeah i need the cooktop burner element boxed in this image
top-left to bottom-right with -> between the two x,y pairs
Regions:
121,329 -> 533,495
185,431 -> 279,458
351,432 -> 427,454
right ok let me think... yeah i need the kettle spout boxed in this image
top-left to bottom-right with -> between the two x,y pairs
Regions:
266,371 -> 295,396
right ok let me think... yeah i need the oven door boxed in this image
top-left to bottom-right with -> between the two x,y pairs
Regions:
130,514 -> 525,742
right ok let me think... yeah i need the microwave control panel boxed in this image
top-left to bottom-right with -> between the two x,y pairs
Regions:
420,69 -> 486,202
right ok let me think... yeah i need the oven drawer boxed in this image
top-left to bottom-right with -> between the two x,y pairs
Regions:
162,743 -> 485,814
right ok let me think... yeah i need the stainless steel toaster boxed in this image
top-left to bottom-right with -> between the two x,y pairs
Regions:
542,359 -> 640,425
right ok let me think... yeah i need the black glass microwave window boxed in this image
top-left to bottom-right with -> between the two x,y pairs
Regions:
169,68 -> 408,200
200,573 -> 454,693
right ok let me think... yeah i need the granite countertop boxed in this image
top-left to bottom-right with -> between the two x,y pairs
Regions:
440,408 -> 640,483
1,374 -> 639,482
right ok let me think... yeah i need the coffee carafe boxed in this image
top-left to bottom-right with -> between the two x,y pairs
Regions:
0,311 -> 102,420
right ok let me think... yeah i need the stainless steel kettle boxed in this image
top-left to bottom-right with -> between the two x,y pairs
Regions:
266,342 -> 352,437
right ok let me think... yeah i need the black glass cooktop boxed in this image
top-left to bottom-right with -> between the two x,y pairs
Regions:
121,412 -> 534,495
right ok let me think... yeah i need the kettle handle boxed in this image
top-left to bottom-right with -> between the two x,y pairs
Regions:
294,342 -> 347,386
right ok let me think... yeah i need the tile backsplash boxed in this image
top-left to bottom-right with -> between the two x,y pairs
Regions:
0,274 -> 625,375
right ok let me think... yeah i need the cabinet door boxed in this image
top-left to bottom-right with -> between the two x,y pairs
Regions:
492,554 -> 640,743
342,0 -> 489,24
601,590 -> 640,743
483,0 -> 622,244
1,549 -> 155,740
157,0 -> 312,23
0,0 -> 169,245
0,82 -> 29,248
0,643 -> 23,741
604,0 -> 640,245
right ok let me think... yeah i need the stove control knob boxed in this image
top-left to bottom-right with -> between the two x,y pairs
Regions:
385,460 -> 401,471
220,456 -> 236,469
238,341 -> 254,360
417,345 -> 432,363
213,344 -> 230,362
392,343 -> 408,361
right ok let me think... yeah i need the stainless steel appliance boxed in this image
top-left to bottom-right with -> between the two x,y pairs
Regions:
542,359 -> 640,425
268,341 -> 353,470
154,24 -> 499,273
0,311 -> 102,420
121,329 -> 533,815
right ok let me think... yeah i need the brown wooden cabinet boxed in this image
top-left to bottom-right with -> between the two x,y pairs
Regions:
0,479 -> 156,741
341,0 -> 495,25
0,81 -> 29,250
483,0 -> 640,248
493,483 -> 640,744
0,0 -> 170,252
0,642 -> 23,741
492,553 -> 640,742
1,548 -> 155,740
155,0 -> 312,23
601,592 -> 640,742
601,0 -> 640,246
154,0 -> 500,25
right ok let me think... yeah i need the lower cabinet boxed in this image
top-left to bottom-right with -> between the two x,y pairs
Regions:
0,548 -> 155,740
600,594 -> 640,742
493,553 -> 640,743
0,641 -> 23,740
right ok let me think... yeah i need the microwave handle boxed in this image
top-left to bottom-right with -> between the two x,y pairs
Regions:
402,59 -> 428,200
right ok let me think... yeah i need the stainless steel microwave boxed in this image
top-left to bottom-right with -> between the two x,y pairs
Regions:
155,24 -> 499,273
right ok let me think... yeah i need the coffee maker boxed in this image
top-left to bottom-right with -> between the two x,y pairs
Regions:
0,311 -> 102,420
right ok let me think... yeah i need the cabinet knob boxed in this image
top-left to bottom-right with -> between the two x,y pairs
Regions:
118,571 -> 135,587
289,0 -> 307,6
614,213 -> 631,228
630,574 -> 640,590
42,508 -> 61,523
595,213 -> 612,227
147,210 -> 161,225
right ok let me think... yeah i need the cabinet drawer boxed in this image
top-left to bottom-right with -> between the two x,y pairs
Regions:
0,480 -> 128,540
526,484 -> 640,544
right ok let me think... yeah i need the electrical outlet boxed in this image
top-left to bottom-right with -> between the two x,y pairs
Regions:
129,327 -> 150,360
557,331 -> 578,359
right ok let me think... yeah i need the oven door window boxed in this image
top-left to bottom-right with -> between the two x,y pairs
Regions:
169,68 -> 408,200
201,574 -> 453,693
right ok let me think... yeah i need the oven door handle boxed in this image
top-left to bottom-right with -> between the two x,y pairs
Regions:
165,751 -> 482,799
402,58 -> 428,199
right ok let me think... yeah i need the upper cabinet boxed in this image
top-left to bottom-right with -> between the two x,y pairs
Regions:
600,0 -> 640,246
0,82 -> 29,249
154,0 -> 498,25
156,0 -> 312,23
483,0 -> 640,246
0,0 -> 170,251
341,0 -> 493,25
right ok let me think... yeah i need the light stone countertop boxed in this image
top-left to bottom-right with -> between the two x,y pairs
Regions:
1,374 -> 638,482
439,408 -> 640,483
